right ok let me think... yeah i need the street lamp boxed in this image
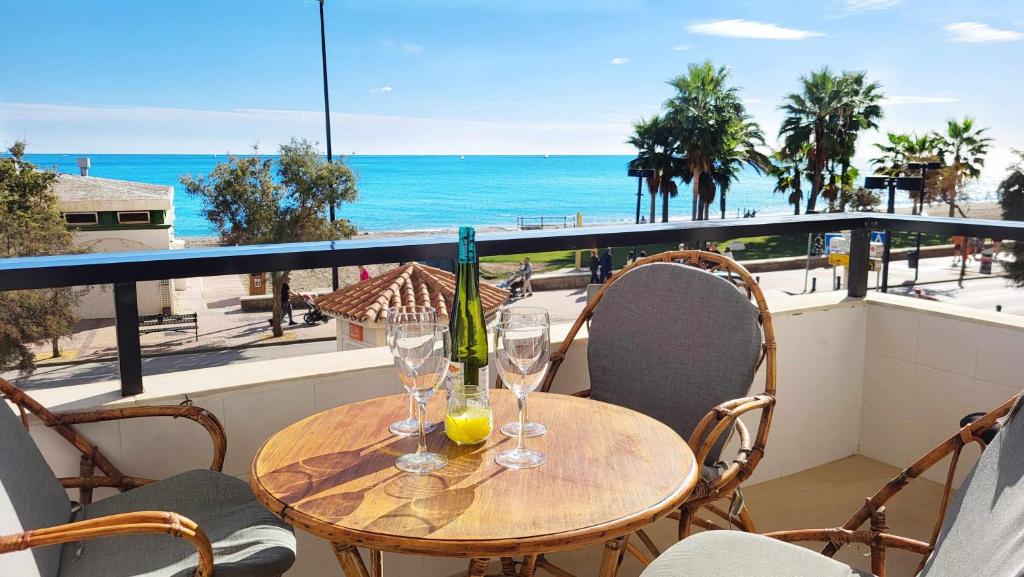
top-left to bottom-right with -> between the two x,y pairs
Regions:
627,168 -> 654,224
863,175 -> 923,292
318,0 -> 339,290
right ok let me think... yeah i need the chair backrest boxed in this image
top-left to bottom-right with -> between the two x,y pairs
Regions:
922,393 -> 1024,577
587,262 -> 763,464
0,403 -> 72,577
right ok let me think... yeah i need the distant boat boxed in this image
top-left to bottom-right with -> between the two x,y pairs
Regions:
460,155 -> 465,160
544,154 -> 550,159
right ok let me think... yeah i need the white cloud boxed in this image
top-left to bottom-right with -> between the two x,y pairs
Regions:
610,57 -> 630,64
840,0 -> 902,14
378,39 -> 424,54
945,22 -> 1023,43
671,44 -> 693,51
370,86 -> 393,94
881,96 -> 959,105
688,19 -> 824,40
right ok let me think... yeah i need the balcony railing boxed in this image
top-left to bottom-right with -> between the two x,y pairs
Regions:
1,212 -> 1022,396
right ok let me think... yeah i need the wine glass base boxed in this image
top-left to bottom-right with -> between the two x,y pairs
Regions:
389,419 -> 435,437
396,451 -> 448,474
495,447 -> 546,469
500,421 -> 547,438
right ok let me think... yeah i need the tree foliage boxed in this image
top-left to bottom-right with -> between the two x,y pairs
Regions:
628,60 -> 767,222
0,142 -> 82,373
933,117 -> 991,217
180,138 -> 358,336
998,150 -> 1024,285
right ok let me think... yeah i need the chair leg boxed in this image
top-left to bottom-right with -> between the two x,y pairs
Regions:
521,554 -> 538,577
635,528 -> 661,558
501,557 -> 518,576
468,558 -> 491,577
737,503 -> 757,533
678,507 -> 695,540
370,549 -> 383,577
598,536 -> 627,577
332,543 -> 371,577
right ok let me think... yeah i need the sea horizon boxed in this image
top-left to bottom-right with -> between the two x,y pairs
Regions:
22,153 -> 1000,238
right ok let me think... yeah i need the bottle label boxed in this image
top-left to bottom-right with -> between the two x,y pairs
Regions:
447,362 -> 489,390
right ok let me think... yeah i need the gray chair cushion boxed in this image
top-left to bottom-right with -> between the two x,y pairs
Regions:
588,263 -> 762,464
0,404 -> 71,577
59,469 -> 295,577
921,394 -> 1024,577
642,531 -> 874,577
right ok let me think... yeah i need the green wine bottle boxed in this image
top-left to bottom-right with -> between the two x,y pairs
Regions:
448,226 -> 490,395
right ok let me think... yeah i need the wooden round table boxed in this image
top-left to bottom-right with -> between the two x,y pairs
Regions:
250,389 -> 698,577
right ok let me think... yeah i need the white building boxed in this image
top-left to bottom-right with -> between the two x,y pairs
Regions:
53,170 -> 185,319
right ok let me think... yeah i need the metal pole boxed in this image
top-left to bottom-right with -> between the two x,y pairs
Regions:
913,166 -> 927,284
633,176 -> 642,257
848,227 -> 871,298
113,282 -> 143,396
880,181 -> 895,292
319,0 -> 339,291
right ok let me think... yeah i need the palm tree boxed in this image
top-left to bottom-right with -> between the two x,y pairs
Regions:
933,117 -> 992,217
770,147 -> 805,215
833,71 -> 884,207
665,60 -> 762,221
713,117 -> 771,219
627,115 -> 679,223
779,68 -> 844,213
871,132 -> 942,213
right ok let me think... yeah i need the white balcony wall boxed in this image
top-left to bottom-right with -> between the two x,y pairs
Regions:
15,292 -> 1024,577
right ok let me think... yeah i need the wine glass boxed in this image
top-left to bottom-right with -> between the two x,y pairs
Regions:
386,306 -> 437,436
496,306 -> 550,438
393,323 -> 451,474
493,319 -> 549,469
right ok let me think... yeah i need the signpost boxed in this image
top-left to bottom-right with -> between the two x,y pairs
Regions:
863,175 -> 923,292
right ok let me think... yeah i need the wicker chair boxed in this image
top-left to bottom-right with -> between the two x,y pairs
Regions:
504,250 -> 776,576
0,377 -> 296,577
641,390 -> 1024,577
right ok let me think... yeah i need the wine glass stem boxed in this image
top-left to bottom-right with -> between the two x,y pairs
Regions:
516,392 -> 527,451
407,394 -> 416,421
416,398 -> 427,455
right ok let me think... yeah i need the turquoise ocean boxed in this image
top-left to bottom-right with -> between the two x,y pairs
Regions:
21,154 -> 927,238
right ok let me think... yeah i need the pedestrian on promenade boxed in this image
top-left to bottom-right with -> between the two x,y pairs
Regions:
359,265 -> 371,282
588,250 -> 600,284
599,248 -> 613,283
520,257 -> 534,297
271,274 -> 297,326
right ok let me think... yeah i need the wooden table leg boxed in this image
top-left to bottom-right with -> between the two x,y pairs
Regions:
333,543 -> 371,577
371,549 -> 383,577
468,558 -> 491,577
501,557 -> 518,576
521,554 -> 538,577
597,536 -> 627,577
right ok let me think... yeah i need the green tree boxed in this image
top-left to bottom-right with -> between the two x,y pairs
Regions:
871,132 -> 943,213
998,150 -> 1024,285
0,142 -> 82,373
933,117 -> 992,217
664,60 -> 762,221
710,117 -> 771,219
770,143 -> 808,215
627,115 -> 679,223
181,138 -> 357,336
833,71 -> 884,211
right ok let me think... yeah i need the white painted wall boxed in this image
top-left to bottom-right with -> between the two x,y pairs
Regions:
70,228 -> 175,318
15,293 -> 1024,577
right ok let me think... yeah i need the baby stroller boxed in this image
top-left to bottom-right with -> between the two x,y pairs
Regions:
497,271 -> 525,301
299,292 -> 330,325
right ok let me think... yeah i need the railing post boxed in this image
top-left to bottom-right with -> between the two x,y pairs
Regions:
847,228 -> 870,298
113,281 -> 143,396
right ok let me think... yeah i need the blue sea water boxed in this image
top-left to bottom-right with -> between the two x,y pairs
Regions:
24,154 -> 794,237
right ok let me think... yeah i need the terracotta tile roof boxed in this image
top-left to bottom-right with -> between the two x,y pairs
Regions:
315,262 -> 509,323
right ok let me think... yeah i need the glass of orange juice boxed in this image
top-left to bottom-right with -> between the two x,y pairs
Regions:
445,388 -> 492,445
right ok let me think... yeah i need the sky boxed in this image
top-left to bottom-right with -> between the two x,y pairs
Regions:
1,0 -> 1022,172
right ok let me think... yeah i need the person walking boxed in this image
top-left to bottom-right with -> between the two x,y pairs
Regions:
588,250 -> 600,284
270,274 -> 297,326
599,248 -> 613,283
520,256 -> 534,297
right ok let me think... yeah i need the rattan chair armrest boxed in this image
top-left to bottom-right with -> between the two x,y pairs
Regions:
59,475 -> 154,491
570,389 -> 592,398
689,394 -> 774,467
0,511 -> 214,577
765,528 -> 931,556
55,405 -> 227,472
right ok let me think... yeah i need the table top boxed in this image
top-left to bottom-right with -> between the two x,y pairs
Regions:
250,389 -> 698,557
